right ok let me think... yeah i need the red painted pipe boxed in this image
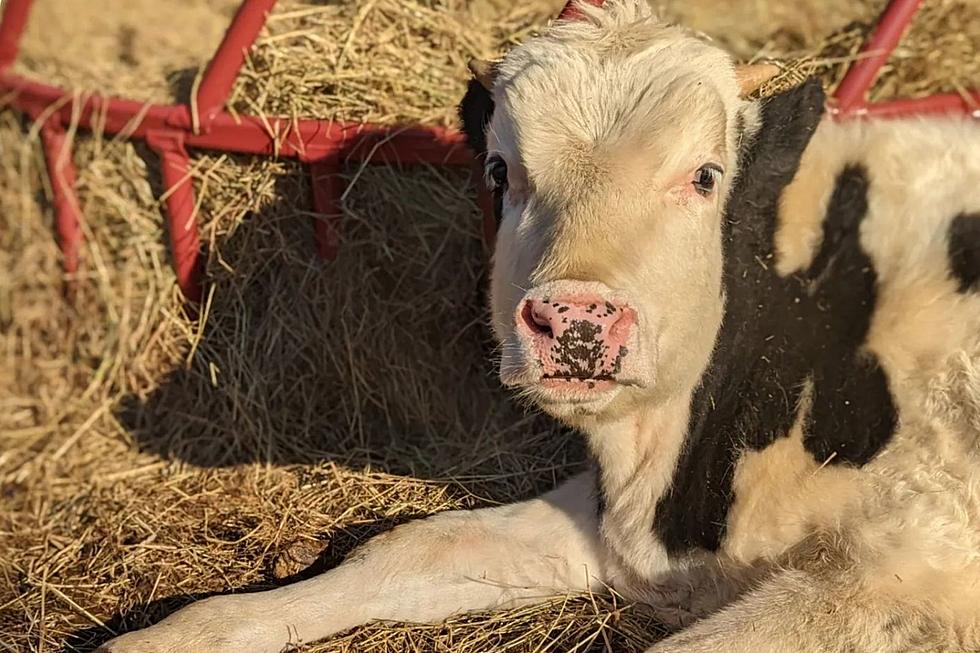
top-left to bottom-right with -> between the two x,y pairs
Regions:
195,0 -> 278,131
0,0 -> 32,72
833,0 -> 922,111
558,0 -> 605,21
146,131 -> 203,303
310,159 -> 344,260
40,120 -> 83,281
0,73 -> 471,164
853,92 -> 980,119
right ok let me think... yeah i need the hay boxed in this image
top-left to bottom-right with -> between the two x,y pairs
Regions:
12,0 -> 241,103
1,0 -> 977,651
869,0 -> 980,99
658,0 -> 879,59
760,0 -> 980,100
228,0 -> 566,124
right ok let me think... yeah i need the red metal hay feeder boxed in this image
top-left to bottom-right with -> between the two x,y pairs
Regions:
0,0 -> 976,303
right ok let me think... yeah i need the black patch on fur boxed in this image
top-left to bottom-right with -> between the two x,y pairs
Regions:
458,78 -> 503,224
948,213 -> 980,293
652,79 -> 898,554
458,78 -> 494,157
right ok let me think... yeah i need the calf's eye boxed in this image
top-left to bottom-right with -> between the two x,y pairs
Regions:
486,156 -> 508,190
693,164 -> 723,196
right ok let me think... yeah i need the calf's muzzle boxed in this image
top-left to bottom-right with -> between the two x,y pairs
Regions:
516,286 -> 635,381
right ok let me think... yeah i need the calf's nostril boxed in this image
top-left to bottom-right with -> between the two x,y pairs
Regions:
520,301 -> 553,337
609,307 -> 634,341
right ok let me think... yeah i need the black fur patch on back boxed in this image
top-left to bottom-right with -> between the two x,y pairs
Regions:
948,213 -> 980,293
652,79 -> 898,555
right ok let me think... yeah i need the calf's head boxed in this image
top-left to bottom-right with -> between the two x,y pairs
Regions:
460,0 -> 823,422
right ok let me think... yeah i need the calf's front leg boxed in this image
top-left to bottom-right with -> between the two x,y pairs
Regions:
98,472 -> 608,653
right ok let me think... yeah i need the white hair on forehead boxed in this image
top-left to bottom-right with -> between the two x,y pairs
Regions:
490,0 -> 744,196
494,0 -> 740,108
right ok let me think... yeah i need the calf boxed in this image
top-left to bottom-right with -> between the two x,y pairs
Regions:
101,1 -> 980,651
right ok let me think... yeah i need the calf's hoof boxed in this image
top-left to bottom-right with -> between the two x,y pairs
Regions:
95,594 -> 288,653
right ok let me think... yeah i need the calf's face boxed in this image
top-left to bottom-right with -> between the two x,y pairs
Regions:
461,10 -> 761,422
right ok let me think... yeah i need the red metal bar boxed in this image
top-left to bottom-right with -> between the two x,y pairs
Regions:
146,131 -> 203,302
310,159 -> 344,260
0,0 -> 33,72
336,123 -> 470,166
847,92 -> 980,119
40,120 -> 83,281
195,0 -> 277,131
0,73 -> 471,164
833,0 -> 922,112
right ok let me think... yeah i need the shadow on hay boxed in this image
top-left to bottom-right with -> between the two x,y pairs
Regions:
116,157 -> 578,491
60,520 -> 410,652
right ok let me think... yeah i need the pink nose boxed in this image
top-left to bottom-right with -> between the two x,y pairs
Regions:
517,293 -> 635,380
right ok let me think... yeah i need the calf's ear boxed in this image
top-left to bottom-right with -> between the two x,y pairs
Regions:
467,59 -> 496,92
734,63 -> 781,97
728,78 -> 826,219
458,62 -> 496,157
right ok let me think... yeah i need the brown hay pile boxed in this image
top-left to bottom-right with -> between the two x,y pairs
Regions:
1,1 -> 976,651
12,0 -> 242,103
869,0 -> 980,99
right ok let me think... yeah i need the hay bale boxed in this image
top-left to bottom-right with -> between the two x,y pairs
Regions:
869,0 -> 980,99
1,0 -> 976,651
13,0 -> 241,103
228,0 -> 567,123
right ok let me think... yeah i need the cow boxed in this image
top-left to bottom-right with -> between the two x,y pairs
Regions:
100,1 -> 980,651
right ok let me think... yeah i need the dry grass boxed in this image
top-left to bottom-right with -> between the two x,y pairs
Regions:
869,0 -> 980,99
12,0 -> 242,104
1,0 -> 977,651
228,0 -> 567,123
